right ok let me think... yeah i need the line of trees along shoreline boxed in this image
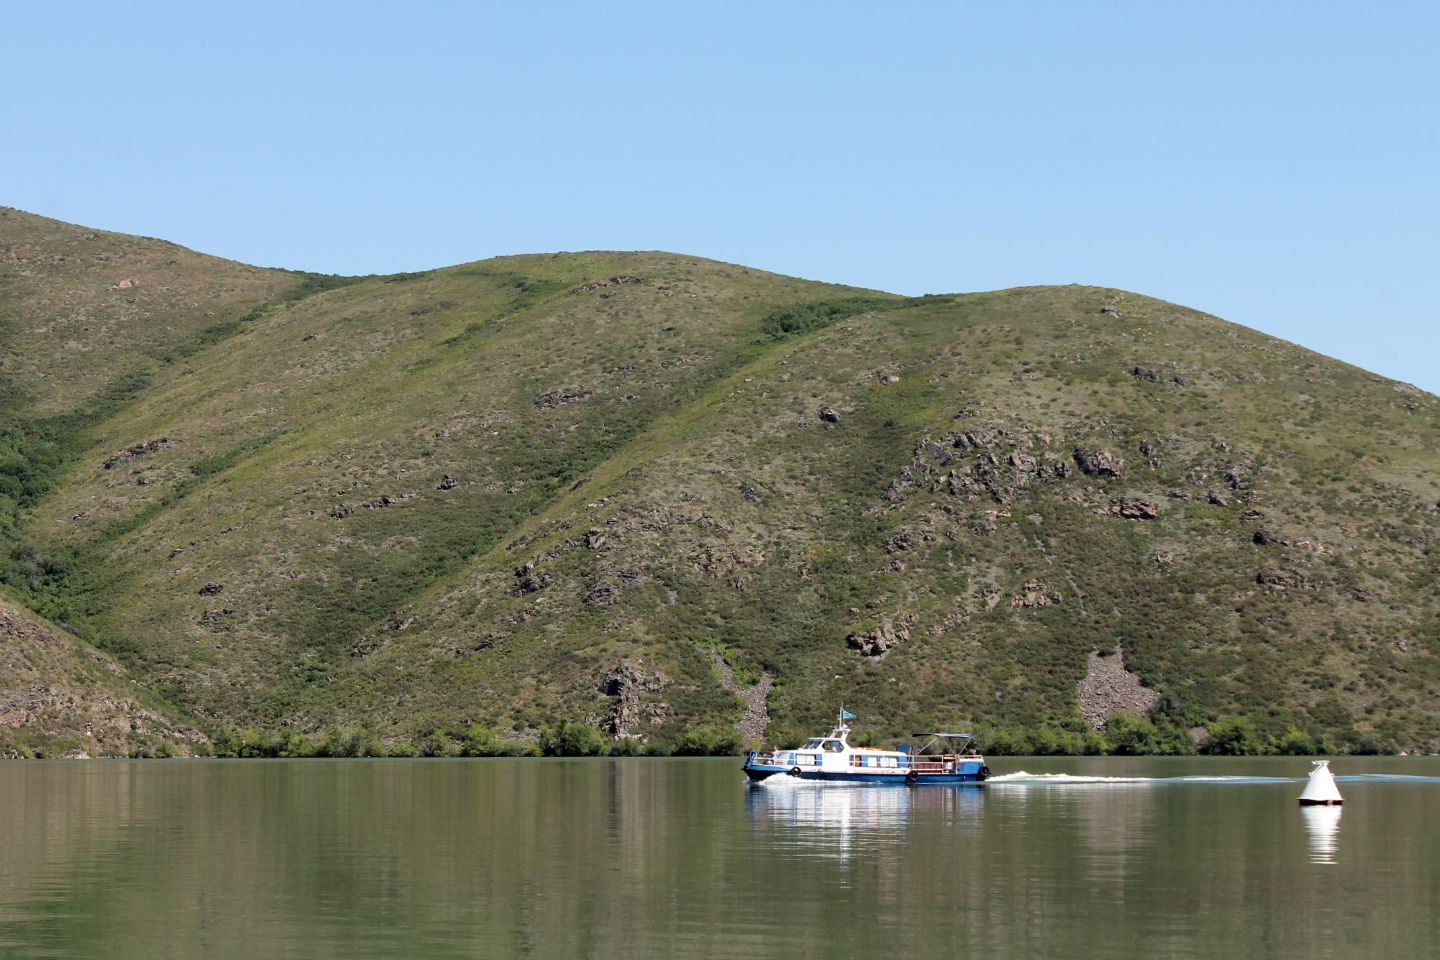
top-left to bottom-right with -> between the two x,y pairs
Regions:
7,711 -> 1408,759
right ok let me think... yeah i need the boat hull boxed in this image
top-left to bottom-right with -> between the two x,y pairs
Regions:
743,763 -> 986,785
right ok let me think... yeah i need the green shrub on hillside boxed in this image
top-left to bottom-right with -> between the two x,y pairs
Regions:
1201,717 -> 1267,756
1030,725 -> 1108,756
1103,714 -> 1195,756
606,736 -> 647,757
421,728 -> 452,757
757,297 -> 894,342
1271,726 -> 1332,755
278,729 -> 318,758
539,720 -> 609,757
461,724 -> 536,757
319,725 -> 385,758
671,722 -> 742,756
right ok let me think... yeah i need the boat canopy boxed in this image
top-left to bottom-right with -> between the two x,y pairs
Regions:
912,732 -> 976,739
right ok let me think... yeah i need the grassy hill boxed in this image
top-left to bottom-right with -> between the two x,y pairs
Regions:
3,207 -> 1438,756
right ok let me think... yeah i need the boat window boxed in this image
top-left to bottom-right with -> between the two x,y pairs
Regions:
823,740 -> 843,752
803,740 -> 822,749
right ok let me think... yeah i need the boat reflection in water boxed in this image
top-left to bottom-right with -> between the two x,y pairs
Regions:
1300,805 -> 1342,865
744,780 -> 984,862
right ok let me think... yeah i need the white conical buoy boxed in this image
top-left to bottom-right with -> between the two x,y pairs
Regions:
1297,759 -> 1343,805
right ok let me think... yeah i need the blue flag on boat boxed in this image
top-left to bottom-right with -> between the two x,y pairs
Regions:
840,709 -> 857,721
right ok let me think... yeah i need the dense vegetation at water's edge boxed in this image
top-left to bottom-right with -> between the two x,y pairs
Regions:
2,207 -> 1437,758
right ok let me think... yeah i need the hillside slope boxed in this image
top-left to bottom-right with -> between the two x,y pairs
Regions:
3,209 -> 1438,754
0,595 -> 201,757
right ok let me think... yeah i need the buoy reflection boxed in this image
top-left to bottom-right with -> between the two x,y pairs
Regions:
1301,805 -> 1342,864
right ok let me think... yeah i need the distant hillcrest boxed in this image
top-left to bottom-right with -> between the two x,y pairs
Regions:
2,206 -> 1437,758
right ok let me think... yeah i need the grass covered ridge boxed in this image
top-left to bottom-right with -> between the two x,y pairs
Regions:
2,209 -> 1438,756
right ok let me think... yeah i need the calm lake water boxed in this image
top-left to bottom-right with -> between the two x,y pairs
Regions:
1,757 -> 1436,959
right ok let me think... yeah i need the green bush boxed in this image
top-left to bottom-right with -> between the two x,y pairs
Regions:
320,726 -> 360,757
1103,713 -> 1159,755
315,725 -> 384,757
607,736 -> 646,757
984,727 -> 1034,755
1271,726 -> 1328,755
421,728 -> 452,758
539,720 -> 609,757
1202,717 -> 1267,755
462,724 -> 503,756
460,724 -> 537,757
237,728 -> 280,758
1149,720 -> 1197,756
757,297 -> 894,342
210,727 -> 240,757
1029,725 -> 1110,756
672,722 -> 742,756
1348,734 -> 1399,756
278,729 -> 317,758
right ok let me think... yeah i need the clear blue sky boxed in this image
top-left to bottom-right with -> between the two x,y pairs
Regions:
6,2 -> 1437,392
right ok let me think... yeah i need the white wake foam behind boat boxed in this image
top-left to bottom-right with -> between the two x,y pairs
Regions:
1297,760 -> 1343,805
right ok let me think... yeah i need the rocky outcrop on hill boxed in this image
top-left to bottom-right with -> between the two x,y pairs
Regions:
1109,497 -> 1159,520
1074,446 -> 1126,478
102,437 -> 175,470
575,275 -> 639,294
1257,568 -> 1314,590
848,616 -> 914,657
887,422 -> 1073,505
1131,366 -> 1189,386
535,386 -> 593,409
1010,580 -> 1061,608
600,664 -> 670,737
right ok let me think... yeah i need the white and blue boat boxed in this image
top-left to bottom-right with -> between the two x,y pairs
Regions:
744,710 -> 990,785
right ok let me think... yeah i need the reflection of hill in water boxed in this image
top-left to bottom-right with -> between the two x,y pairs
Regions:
5,759 -> 1440,959
0,762 -> 147,927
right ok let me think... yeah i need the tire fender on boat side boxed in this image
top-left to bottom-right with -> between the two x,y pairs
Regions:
978,765 -> 991,781
789,766 -> 803,778
905,770 -> 919,786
